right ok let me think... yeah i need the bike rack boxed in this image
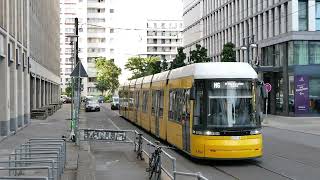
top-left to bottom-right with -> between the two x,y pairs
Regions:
132,131 -> 208,180
0,138 -> 66,180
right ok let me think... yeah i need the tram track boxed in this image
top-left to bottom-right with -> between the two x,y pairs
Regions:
103,105 -> 319,180
245,160 -> 297,180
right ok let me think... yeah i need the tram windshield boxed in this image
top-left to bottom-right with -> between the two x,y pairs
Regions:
193,80 -> 261,130
207,81 -> 257,128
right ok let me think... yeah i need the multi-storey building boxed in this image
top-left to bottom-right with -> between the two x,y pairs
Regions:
183,0 -> 320,116
145,20 -> 183,62
0,0 -> 60,137
60,0 -> 116,96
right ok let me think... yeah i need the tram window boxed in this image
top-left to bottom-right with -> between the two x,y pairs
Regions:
152,91 -> 156,114
169,89 -> 187,123
136,91 -> 140,110
142,91 -> 148,112
169,90 -> 174,119
159,90 -> 164,117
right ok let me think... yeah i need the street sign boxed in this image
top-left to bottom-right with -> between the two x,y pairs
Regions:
265,83 -> 272,93
70,62 -> 88,77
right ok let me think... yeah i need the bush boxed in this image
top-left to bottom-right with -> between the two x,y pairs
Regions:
104,94 -> 112,103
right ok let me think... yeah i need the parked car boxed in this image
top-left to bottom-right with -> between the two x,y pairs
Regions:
85,100 -> 100,112
61,95 -> 71,103
98,96 -> 104,103
111,96 -> 120,110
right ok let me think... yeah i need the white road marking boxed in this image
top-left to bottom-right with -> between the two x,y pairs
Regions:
107,118 -> 121,130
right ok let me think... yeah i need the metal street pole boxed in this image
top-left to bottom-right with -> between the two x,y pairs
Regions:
74,17 -> 80,145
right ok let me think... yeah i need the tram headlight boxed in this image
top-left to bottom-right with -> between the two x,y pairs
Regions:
192,130 -> 220,135
250,129 -> 261,135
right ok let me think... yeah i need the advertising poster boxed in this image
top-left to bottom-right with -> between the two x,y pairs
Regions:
294,75 -> 309,114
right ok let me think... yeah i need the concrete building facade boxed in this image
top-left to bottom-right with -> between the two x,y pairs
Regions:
0,0 -> 60,137
60,0 -> 116,96
145,20 -> 183,62
183,0 -> 320,116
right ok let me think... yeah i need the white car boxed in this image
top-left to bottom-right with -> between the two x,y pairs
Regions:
85,100 -> 100,112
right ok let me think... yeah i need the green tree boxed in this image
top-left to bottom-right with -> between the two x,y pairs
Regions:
145,57 -> 161,75
161,59 -> 168,71
125,57 -> 146,79
65,83 -> 72,97
125,56 -> 161,79
221,42 -> 236,62
189,44 -> 211,63
95,58 -> 121,95
170,47 -> 186,69
95,79 -> 109,95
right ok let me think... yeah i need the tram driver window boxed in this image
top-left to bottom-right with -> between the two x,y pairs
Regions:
193,81 -> 204,126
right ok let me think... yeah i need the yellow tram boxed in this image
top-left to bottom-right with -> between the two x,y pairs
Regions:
119,62 -> 263,159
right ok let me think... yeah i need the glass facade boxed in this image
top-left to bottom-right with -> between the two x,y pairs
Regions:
261,41 -> 320,116
288,41 -> 320,65
316,0 -> 320,30
309,78 -> 320,113
298,0 -> 308,31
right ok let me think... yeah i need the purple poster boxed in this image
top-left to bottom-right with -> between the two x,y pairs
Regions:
294,75 -> 309,114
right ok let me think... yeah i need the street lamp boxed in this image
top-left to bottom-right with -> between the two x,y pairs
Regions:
241,35 -> 257,65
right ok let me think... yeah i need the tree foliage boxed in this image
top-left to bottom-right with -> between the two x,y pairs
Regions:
221,42 -> 236,62
170,47 -> 186,69
95,58 -> 121,95
189,44 -> 211,63
65,83 -> 72,97
125,56 -> 162,79
161,59 -> 168,72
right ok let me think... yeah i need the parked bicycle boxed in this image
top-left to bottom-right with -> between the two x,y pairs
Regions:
146,141 -> 173,180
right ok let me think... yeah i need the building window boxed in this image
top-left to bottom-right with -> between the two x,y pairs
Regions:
110,28 -> 114,33
309,41 -> 320,64
88,77 -> 96,82
298,0 -> 308,31
291,41 -> 308,65
0,33 -> 4,58
110,9 -> 114,13
309,77 -> 320,114
316,0 -> 320,30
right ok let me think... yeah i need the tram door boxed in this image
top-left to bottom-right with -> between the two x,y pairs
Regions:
134,91 -> 139,123
182,90 -> 191,152
155,91 -> 161,137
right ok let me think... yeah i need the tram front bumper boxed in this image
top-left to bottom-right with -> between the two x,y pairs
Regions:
204,134 -> 262,159
191,134 -> 263,159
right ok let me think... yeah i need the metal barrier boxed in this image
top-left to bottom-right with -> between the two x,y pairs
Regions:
173,171 -> 209,180
132,130 -> 209,180
0,176 -> 48,180
79,128 -> 208,180
0,138 -> 66,180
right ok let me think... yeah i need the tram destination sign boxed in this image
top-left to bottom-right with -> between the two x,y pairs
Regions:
82,129 -> 127,141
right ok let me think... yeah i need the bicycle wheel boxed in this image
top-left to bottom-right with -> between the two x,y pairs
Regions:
147,153 -> 156,179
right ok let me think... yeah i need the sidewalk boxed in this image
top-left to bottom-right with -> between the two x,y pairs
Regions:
0,104 -> 78,180
262,115 -> 320,135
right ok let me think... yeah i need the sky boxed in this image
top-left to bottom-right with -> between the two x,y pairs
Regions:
112,0 -> 183,83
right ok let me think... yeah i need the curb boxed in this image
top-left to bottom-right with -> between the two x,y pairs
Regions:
262,124 -> 320,136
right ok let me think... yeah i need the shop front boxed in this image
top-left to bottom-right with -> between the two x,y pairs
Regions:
259,40 -> 320,116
